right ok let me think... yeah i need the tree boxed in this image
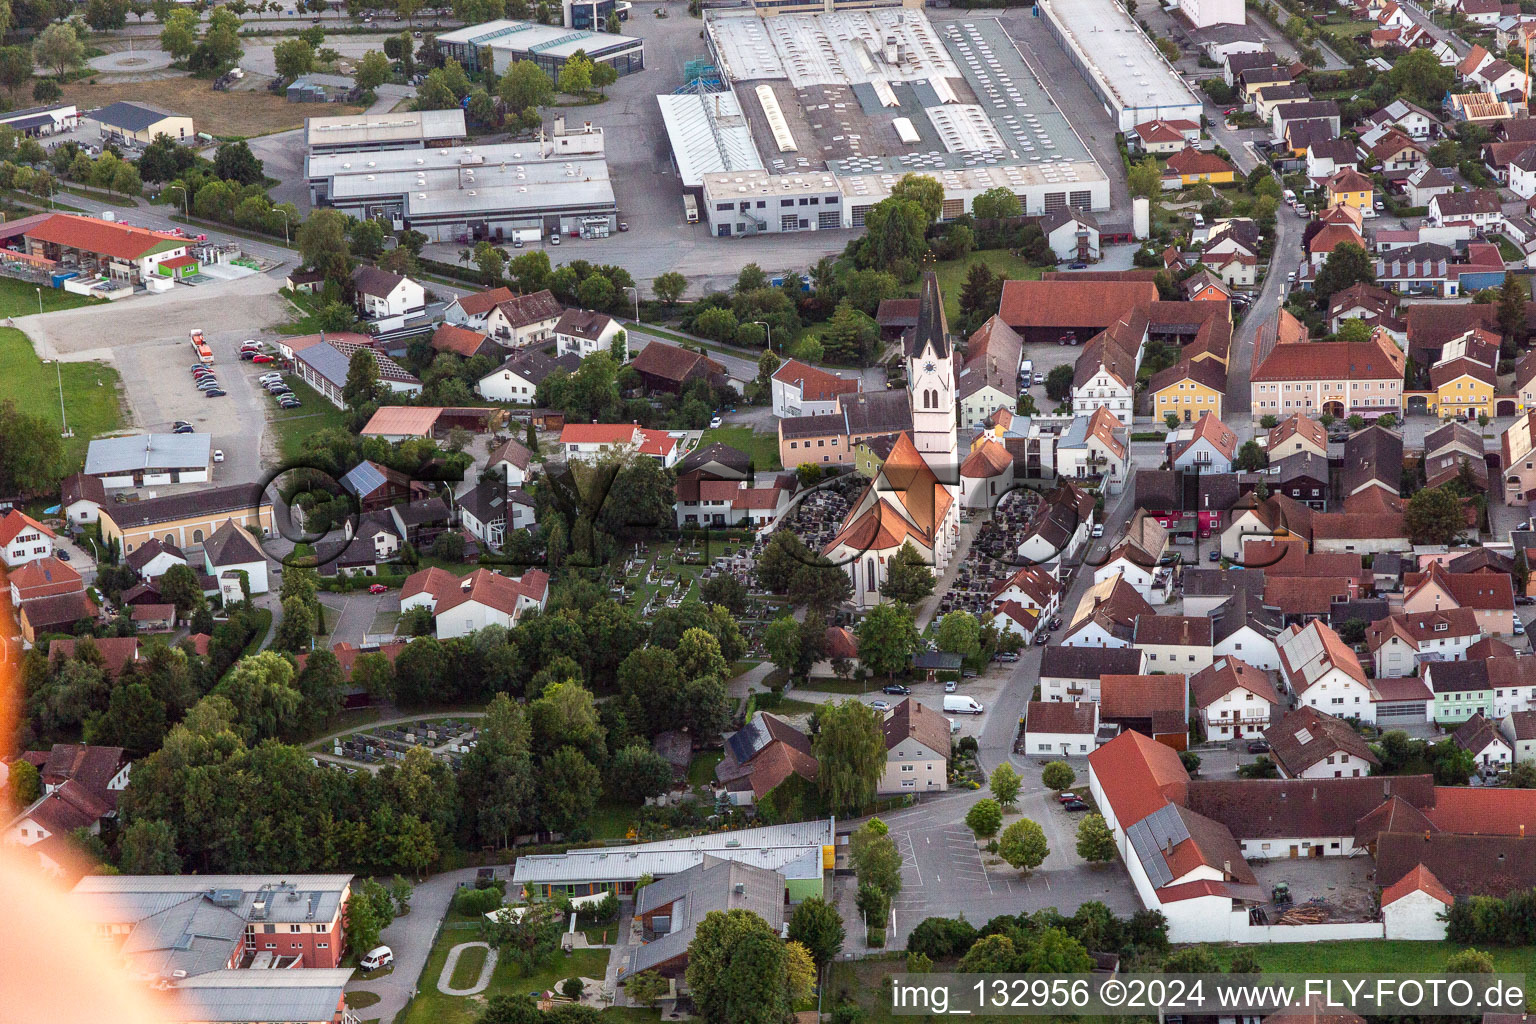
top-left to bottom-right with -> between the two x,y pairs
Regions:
85,0 -> 130,30
1313,242 -> 1376,306
957,261 -> 1003,333
1233,439 -> 1269,472
1335,318 -> 1373,343
1500,273 -> 1527,340
482,900 -> 563,975
157,563 -> 205,619
966,797 -> 1003,839
1076,813 -> 1116,863
161,9 -> 198,60
84,682 -> 167,753
820,303 -> 880,365
960,933 -> 1019,973
34,23 -> 83,78
343,348 -> 382,409
889,173 -> 943,222
1041,761 -> 1075,792
787,896 -> 845,966
653,270 -> 686,308
1024,927 -> 1094,973
31,79 -> 60,103
1129,156 -> 1161,199
213,652 -> 303,743
557,53 -> 593,94
499,59 -> 553,112
858,197 -> 929,272
606,742 -> 673,804
813,700 -> 886,816
118,817 -> 180,874
1386,47 -> 1454,108
590,60 -> 618,97
1045,364 -> 1074,403
881,542 -> 935,605
1447,949 -> 1495,974
296,208 -> 350,280
1163,945 -> 1221,973
854,602 -> 921,681
997,818 -> 1049,873
849,819 -> 902,897
935,610 -> 981,661
1405,485 -> 1464,545
7,757 -> 39,806
626,973 -> 668,1008
346,888 -> 384,959
972,186 -> 1021,220
0,46 -> 32,99
686,909 -> 791,1024
273,36 -> 316,78
355,49 -> 392,92
0,401 -> 65,496
990,762 -> 1022,809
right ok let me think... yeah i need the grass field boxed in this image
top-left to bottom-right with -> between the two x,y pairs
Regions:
699,425 -> 783,471
687,751 -> 723,788
447,944 -> 489,990
269,377 -> 351,464
931,251 -> 1043,323
1211,940 -> 1536,975
399,931 -> 612,1024
0,277 -> 107,318
0,325 -> 123,469
60,78 -> 365,138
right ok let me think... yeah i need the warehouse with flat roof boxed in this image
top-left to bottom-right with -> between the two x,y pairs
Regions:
685,10 -> 1109,236
437,18 -> 643,79
307,120 -> 616,242
305,109 -> 466,155
1038,0 -> 1203,132
84,433 -> 211,490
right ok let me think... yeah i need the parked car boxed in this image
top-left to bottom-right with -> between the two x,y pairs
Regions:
252,354 -> 274,363
1090,524 -> 1104,538
368,583 -> 389,594
944,679 -> 957,693
204,389 -> 226,397
882,683 -> 911,695
709,415 -> 723,428
1033,372 -> 1043,385
1062,799 -> 1089,812
173,420 -> 190,429
1246,740 -> 1270,754
870,699 -> 891,711
240,350 -> 256,361
1517,619 -> 1527,636
173,424 -> 195,434
360,946 -> 393,972
1048,617 -> 1062,630
1057,791 -> 1079,803
212,450 -> 224,463
1068,261 -> 1087,270
992,651 -> 1019,663
1033,633 -> 1049,646
550,233 -> 561,245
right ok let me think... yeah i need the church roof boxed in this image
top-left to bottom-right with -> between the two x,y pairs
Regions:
903,271 -> 950,360
824,432 -> 953,557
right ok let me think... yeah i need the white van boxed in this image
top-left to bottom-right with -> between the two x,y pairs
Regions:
1019,358 -> 1033,379
1192,213 -> 1205,229
943,694 -> 984,715
360,946 -> 393,971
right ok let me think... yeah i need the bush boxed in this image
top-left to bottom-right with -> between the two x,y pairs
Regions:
561,978 -> 585,1000
866,926 -> 887,947
906,915 -> 978,959
452,886 -> 504,916
577,891 -> 620,925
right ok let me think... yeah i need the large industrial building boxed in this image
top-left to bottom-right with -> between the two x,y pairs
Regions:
307,118 -> 617,242
1179,0 -> 1245,29
437,19 -> 644,79
669,9 -> 1110,237
1038,0 -> 1204,132
305,109 -> 466,156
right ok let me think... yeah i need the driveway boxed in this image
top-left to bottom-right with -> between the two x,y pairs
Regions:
320,588 -> 400,647
346,867 -> 481,1024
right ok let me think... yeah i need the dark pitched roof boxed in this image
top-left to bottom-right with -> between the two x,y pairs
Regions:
92,101 -> 173,133
1264,706 -> 1380,776
882,698 -> 950,756
352,264 -> 407,299
1210,588 -> 1284,644
1181,566 -> 1266,600
553,308 -> 615,342
1039,645 -> 1143,679
60,472 -> 105,509
494,346 -> 568,388
104,484 -> 266,529
124,537 -> 185,572
839,389 -> 912,436
905,271 -> 950,359
631,340 -> 724,384
1026,700 -> 1098,735
1376,832 -> 1536,899
1341,426 -> 1403,496
677,442 -> 751,477
492,289 -> 563,328
201,520 -> 265,568
1276,450 -> 1329,485
875,298 -> 920,327
1185,775 -> 1435,840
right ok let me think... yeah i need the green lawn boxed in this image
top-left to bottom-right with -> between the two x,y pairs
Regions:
1211,941 -> 1536,975
0,325 -> 124,469
687,751 -> 723,788
0,277 -> 109,317
448,944 -> 489,989
585,801 -> 643,841
399,932 -> 613,1024
269,377 -> 351,464
930,251 -> 1043,323
700,425 -> 783,471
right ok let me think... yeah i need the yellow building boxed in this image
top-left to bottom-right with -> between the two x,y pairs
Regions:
1146,359 -> 1227,424
1429,358 -> 1496,419
99,484 -> 273,556
1326,167 -> 1374,215
1162,148 -> 1236,189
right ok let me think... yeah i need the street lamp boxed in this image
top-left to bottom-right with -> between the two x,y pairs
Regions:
624,284 -> 639,323
277,208 -> 290,245
168,184 -> 188,218
753,320 -> 771,352
42,287 -> 68,437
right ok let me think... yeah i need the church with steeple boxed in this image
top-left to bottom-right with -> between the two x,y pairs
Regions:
823,272 -> 961,608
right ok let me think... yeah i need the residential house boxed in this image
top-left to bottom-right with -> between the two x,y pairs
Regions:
1367,608 -> 1482,677
1426,659 -> 1494,723
1135,614 -> 1215,674
8,556 -> 82,607
1327,281 -> 1401,335
1363,98 -> 1442,140
1363,128 -> 1426,172
715,711 -> 817,806
443,285 -> 514,329
1016,480 -> 1096,567
456,478 -> 511,549
1147,359 -> 1227,424
0,510 -> 53,567
675,476 -> 790,528
18,590 -> 98,644
1249,313 -> 1405,421
1024,700 -> 1100,758
990,564 -> 1063,627
1130,118 -> 1201,153
1404,562 -> 1516,635
1309,509 -> 1411,554
1267,414 -> 1328,460
1264,706 -> 1381,778
560,423 -> 680,468
484,289 -> 564,347
477,347 -> 579,403
1169,412 -> 1239,473
399,565 -> 550,639
123,537 -> 185,581
957,317 -> 1023,426
1277,619 -> 1379,723
1429,353 -> 1496,419
59,473 -> 105,527
1071,311 -> 1145,418
771,358 -> 861,418
1192,656 -> 1279,741
1039,645 -> 1146,702
430,323 -> 496,360
1163,149 -> 1237,189
293,339 -> 422,410
879,699 -> 949,795
339,460 -> 423,513
1406,302 -> 1500,367
1405,165 -> 1456,207
1063,572 -> 1156,649
1327,167 -> 1376,218
1343,425 -> 1404,502
553,308 -> 623,358
1453,711 -> 1513,768
1307,138 -> 1360,183
351,266 -> 425,322
1056,407 -> 1130,494
1429,189 -> 1505,230
486,436 -> 534,487
1503,409 -> 1536,503
1502,709 -> 1536,761
1182,269 -> 1231,302
1040,207 -> 1101,262
202,519 -> 269,596
1209,588 -> 1285,671
5,743 -> 129,848
1100,673 -> 1191,749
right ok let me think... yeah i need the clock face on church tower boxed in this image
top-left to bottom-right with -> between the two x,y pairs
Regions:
923,361 -> 935,373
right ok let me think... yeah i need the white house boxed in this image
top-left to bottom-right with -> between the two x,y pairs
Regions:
201,520 -> 269,595
456,479 -> 509,550
1024,700 -> 1099,758
1453,712 -> 1513,768
125,538 -> 186,581
486,437 -> 533,488
1210,590 -> 1284,672
477,347 -> 575,405
1380,866 -> 1453,941
1039,645 -> 1145,702
1041,207 -> 1101,262
59,474 -> 105,527
1056,407 -> 1130,494
770,358 -> 861,418
990,565 -> 1062,624
1277,620 -> 1378,724
559,423 -> 680,468
1263,705 -> 1380,779
1428,189 -> 1506,231
1510,146 -> 1536,201
553,308 -> 624,359
1405,165 -> 1457,207
352,266 -> 425,321
1191,656 -> 1279,742
1500,710 -> 1536,761
443,285 -> 513,329
1169,413 -> 1239,474
1135,615 -> 1215,674
878,699 -> 950,795
674,479 -> 790,528
1366,609 -> 1481,678
484,289 -> 565,348
0,510 -> 54,567
399,565 -> 550,639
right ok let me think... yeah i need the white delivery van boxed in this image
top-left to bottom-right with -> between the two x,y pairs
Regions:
360,946 -> 393,971
944,695 -> 984,715
1019,358 -> 1033,379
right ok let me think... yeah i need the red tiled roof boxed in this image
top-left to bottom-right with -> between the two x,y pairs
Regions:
772,358 -> 860,402
997,280 -> 1158,329
50,638 -> 138,679
1190,656 -> 1277,709
0,509 -> 55,547
882,698 -> 950,756
1404,564 -> 1514,610
1087,730 -> 1190,827
1166,149 -> 1235,176
23,213 -> 186,261
454,286 -> 514,317
1381,863 -> 1453,908
960,440 -> 1012,478
431,323 -> 489,357
1423,787 -> 1536,835
562,423 -> 640,445
1252,336 -> 1404,382
1100,674 -> 1187,732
